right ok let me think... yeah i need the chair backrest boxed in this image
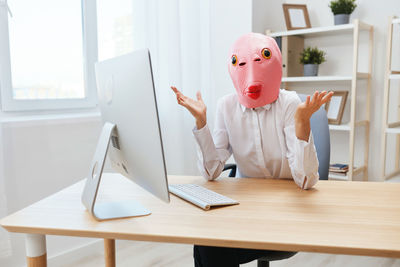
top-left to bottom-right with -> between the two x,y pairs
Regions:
297,93 -> 330,180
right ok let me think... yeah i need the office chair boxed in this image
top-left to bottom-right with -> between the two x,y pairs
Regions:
222,93 -> 331,267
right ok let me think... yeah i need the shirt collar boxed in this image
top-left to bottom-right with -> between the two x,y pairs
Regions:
240,103 -> 271,113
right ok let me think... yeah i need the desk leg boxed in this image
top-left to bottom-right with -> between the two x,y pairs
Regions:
25,234 -> 47,267
104,239 -> 116,267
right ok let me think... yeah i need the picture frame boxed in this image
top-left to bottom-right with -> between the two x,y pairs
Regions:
282,4 -> 311,30
325,91 -> 348,125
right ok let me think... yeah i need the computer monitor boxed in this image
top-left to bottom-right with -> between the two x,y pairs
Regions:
82,49 -> 170,221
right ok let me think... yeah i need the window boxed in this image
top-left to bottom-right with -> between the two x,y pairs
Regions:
96,0 -> 134,62
0,0 -> 98,111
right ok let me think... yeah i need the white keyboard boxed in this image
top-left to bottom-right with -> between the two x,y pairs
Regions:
169,184 -> 239,210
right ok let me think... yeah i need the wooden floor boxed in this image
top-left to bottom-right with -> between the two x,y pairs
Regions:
50,240 -> 400,267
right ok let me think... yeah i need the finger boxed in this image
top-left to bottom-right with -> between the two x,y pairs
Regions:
171,86 -> 179,94
171,86 -> 183,98
310,91 -> 319,105
178,97 -> 188,108
171,86 -> 186,100
310,92 -> 327,110
315,91 -> 327,106
305,95 -> 311,106
176,94 -> 183,103
175,90 -> 186,102
173,87 -> 188,100
196,91 -> 204,103
321,91 -> 334,104
179,93 -> 187,100
318,91 -> 327,102
177,96 -> 184,105
179,95 -> 189,104
177,97 -> 183,105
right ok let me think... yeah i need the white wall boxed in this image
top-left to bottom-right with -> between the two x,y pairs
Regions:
252,0 -> 400,181
0,115 -> 103,266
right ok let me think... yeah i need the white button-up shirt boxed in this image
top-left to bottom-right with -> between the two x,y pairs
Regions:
193,89 -> 319,189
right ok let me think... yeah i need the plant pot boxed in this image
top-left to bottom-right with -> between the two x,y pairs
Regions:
334,14 -> 350,25
303,64 -> 319,76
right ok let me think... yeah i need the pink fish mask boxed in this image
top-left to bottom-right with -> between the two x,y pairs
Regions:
228,33 -> 282,108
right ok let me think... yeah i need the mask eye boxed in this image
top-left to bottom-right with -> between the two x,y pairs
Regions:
231,55 -> 238,66
262,48 -> 271,59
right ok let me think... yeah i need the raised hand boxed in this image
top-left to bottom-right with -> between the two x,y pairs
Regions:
171,86 -> 207,129
296,91 -> 333,121
294,91 -> 334,141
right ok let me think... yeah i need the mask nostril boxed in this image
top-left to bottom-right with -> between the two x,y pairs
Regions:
239,62 -> 246,66
254,58 -> 261,62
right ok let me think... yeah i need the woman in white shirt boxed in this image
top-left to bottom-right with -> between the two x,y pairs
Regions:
171,33 -> 332,267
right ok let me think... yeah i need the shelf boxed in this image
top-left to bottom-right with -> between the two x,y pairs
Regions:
329,166 -> 365,180
329,172 -> 348,180
329,124 -> 350,131
388,121 -> 400,128
386,127 -> 400,134
268,21 -> 372,38
356,72 -> 370,79
329,121 -> 369,132
281,73 -> 368,83
282,76 -> 351,82
389,74 -> 400,80
381,17 -> 399,181
270,19 -> 373,182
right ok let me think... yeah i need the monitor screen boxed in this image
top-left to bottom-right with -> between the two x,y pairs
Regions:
95,49 -> 170,204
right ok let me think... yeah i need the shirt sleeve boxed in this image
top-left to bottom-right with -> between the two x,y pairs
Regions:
283,95 -> 319,189
192,98 -> 232,180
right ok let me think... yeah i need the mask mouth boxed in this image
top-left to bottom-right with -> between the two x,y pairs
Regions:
244,83 -> 262,100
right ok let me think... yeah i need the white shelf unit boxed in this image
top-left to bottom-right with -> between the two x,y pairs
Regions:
269,22 -> 372,38
389,73 -> 400,80
281,73 -> 369,83
380,16 -> 400,181
386,127 -> 400,134
329,124 -> 350,131
268,20 -> 374,181
328,172 -> 348,180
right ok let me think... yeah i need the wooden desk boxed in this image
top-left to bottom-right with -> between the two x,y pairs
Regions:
1,173 -> 400,267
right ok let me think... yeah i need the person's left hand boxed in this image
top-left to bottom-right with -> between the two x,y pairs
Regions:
295,91 -> 333,123
294,91 -> 333,142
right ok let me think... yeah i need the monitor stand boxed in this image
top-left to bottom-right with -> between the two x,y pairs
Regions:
81,122 -> 151,221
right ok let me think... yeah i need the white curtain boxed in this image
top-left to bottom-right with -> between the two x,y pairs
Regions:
131,0 -> 212,175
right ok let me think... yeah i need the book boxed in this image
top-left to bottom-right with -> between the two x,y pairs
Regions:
329,169 -> 348,173
329,163 -> 349,173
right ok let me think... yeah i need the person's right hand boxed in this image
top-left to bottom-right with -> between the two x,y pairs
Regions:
171,86 -> 207,129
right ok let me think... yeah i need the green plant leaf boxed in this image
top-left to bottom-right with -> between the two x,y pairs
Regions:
299,47 -> 326,65
329,0 -> 357,15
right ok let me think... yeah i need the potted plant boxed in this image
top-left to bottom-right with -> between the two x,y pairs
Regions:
299,47 -> 326,76
329,0 -> 357,25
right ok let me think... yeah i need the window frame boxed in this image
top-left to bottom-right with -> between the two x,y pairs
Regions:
0,0 -> 98,111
